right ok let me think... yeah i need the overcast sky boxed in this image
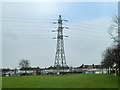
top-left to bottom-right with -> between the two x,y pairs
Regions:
2,2 -> 118,68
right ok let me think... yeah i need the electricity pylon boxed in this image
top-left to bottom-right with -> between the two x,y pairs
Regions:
52,15 -> 69,73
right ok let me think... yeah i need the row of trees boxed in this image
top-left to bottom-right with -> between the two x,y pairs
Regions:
101,16 -> 120,75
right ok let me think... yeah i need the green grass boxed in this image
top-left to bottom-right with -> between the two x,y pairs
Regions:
2,74 -> 119,88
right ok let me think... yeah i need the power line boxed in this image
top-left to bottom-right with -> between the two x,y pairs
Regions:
3,25 -> 53,28
70,26 -> 109,33
3,25 -> 108,33
2,17 -> 111,28
2,17 -> 56,20
69,22 -> 110,28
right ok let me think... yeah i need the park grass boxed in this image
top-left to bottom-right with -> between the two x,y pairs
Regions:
2,74 -> 119,88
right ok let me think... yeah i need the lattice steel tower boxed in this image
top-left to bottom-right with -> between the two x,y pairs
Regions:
53,15 -> 68,69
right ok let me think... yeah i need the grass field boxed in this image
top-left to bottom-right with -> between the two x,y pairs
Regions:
2,74 -> 119,88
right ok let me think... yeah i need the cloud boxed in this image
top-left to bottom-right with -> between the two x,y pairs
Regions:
68,17 -> 113,42
64,17 -> 113,66
2,2 -> 116,68
1,0 -> 119,2
2,16 -> 114,68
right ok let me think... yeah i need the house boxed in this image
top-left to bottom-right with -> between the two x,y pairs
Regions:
2,68 -> 20,76
2,68 -> 11,76
1,67 -> 41,76
73,64 -> 106,74
1,64 -> 109,76
40,64 -> 106,74
41,66 -> 70,74
19,67 -> 41,75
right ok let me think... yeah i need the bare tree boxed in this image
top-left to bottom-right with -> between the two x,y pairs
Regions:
101,45 -> 120,75
110,15 -> 120,75
108,15 -> 119,43
101,47 -> 114,74
19,59 -> 30,74
101,15 -> 120,75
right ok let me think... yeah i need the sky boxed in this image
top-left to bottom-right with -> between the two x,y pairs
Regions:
2,2 -> 118,68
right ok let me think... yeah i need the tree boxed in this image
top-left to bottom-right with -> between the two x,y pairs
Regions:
110,15 -> 120,75
101,15 -> 120,75
101,47 -> 114,74
19,59 -> 30,74
113,45 -> 120,75
101,45 -> 120,75
108,15 -> 119,43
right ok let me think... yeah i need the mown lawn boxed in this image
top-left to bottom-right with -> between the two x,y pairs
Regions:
2,74 -> 119,88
